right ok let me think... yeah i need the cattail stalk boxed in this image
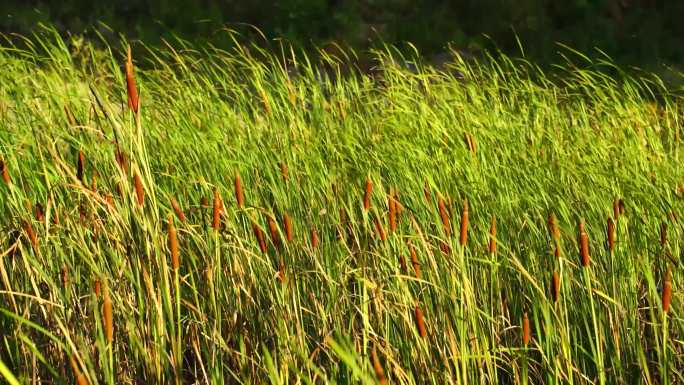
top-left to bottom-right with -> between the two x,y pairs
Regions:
414,305 -> 427,338
409,242 -> 421,279
168,216 -> 179,270
551,271 -> 560,303
578,221 -> 590,267
437,195 -> 451,237
212,189 -> 222,230
607,218 -> 615,253
234,173 -> 244,208
103,285 -> 113,343
363,177 -> 373,211
125,46 -> 139,113
522,312 -> 530,346
284,213 -> 293,242
488,215 -> 497,254
134,172 -> 144,207
170,197 -> 186,223
459,199 -> 469,247
69,354 -> 89,385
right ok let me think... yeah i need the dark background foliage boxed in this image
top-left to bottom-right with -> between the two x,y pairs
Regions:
1,0 -> 683,69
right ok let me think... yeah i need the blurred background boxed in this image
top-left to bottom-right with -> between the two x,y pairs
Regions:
1,0 -> 683,71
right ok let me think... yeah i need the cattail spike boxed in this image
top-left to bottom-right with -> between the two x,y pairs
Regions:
103,285 -> 114,343
663,268 -> 673,313
252,223 -> 268,254
660,221 -> 668,247
77,150 -> 85,182
374,214 -> 386,242
459,199 -> 469,247
437,195 -> 451,237
284,213 -> 293,242
579,220 -> 590,267
133,172 -> 144,207
279,162 -> 288,182
0,159 -> 9,185
170,197 -> 186,223
212,189 -> 222,230
69,354 -> 89,385
414,305 -> 427,338
125,45 -> 139,113
363,177 -> 373,211
311,227 -> 319,249
268,215 -> 281,248
488,215 -> 497,254
409,242 -> 421,279
548,213 -> 560,246
371,345 -> 387,385
551,271 -> 560,302
23,220 -> 38,248
168,215 -> 179,270
388,187 -> 397,233
522,312 -> 530,346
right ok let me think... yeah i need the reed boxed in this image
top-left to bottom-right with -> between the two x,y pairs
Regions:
579,220 -> 590,267
235,173 -> 244,208
414,305 -> 427,338
488,215 -> 497,255
212,188 -> 222,230
371,345 -> 388,385
134,172 -> 144,207
125,46 -> 139,113
103,285 -> 114,343
363,177 -> 373,211
437,195 -> 451,237
168,216 -> 179,270
459,199 -> 469,247
170,197 -> 186,223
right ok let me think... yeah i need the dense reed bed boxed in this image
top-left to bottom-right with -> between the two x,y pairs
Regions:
0,28 -> 683,384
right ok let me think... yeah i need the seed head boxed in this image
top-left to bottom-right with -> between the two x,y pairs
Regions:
284,213 -> 293,242
363,177 -> 373,211
125,45 -> 139,113
212,189 -> 222,230
437,195 -> 451,237
170,197 -> 186,223
522,312 -> 530,346
103,285 -> 114,343
168,216 -> 179,270
134,172 -> 144,207
488,215 -> 497,254
459,199 -> 469,247
414,305 -> 427,338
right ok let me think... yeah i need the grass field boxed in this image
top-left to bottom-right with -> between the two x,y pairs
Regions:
0,30 -> 683,384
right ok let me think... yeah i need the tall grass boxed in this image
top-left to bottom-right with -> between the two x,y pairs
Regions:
0,27 -> 682,384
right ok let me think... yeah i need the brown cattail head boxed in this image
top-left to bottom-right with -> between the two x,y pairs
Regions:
134,172 -> 144,207
371,345 -> 387,385
69,354 -> 89,385
94,278 -> 101,298
167,197 -> 185,223
663,267 -> 673,313
125,45 -> 139,113
311,227 -> 319,249
414,305 -> 427,338
168,216 -> 179,270
522,312 -> 530,346
437,195 -> 451,237
373,214 -> 386,242
660,221 -> 668,247
579,221 -> 590,267
363,177 -> 373,211
77,150 -> 85,182
551,271 -> 560,302
613,198 -> 620,221
23,220 -> 38,248
234,173 -> 244,208
200,196 -> 209,208
35,202 -> 45,223
554,244 -> 561,258
0,159 -> 9,185
103,285 -> 114,343
388,187 -> 397,233
280,162 -> 288,182
459,199 -> 469,247
268,215 -> 281,247
607,217 -> 615,253
548,213 -> 560,245
399,254 -> 407,273
277,258 -> 286,283
212,189 -> 222,230
252,223 -> 268,254
409,242 -> 421,279
618,199 -> 626,215
284,213 -> 293,242
115,149 -> 129,173
488,215 -> 497,254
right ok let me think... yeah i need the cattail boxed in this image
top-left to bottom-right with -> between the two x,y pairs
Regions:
103,193 -> 114,209
268,215 -> 281,247
168,216 -> 179,270
613,198 -> 620,220
371,345 -> 387,385
35,202 -> 44,223
579,221 -> 590,267
103,285 -> 113,343
311,227 -> 319,249
284,213 -> 293,242
522,312 -> 530,346
548,213 -> 560,245
618,199 -> 625,215
169,197 -> 186,223
24,221 -> 38,248
395,189 -> 403,216
94,278 -> 101,298
125,45 -> 139,113
424,180 -> 431,203
77,150 -> 85,182
212,189 -> 222,230
374,214 -> 386,242
414,305 -> 427,338
280,162 -> 288,182
399,254 -> 407,273
662,268 -> 672,313
277,258 -> 286,282
64,105 -> 77,126
115,149 -> 129,173
488,215 -> 497,254
437,195 -> 451,237
61,265 -> 68,290
551,271 -> 560,302
200,196 -> 209,208
409,242 -> 421,279
363,177 -> 373,211
252,223 -> 268,254
607,217 -> 615,253
234,173 -> 244,208
554,244 -> 561,258
459,199 -> 469,247
388,187 -> 397,233
91,172 -> 98,192
439,240 -> 451,255
0,159 -> 9,185
134,172 -> 144,207
69,354 -> 89,385
660,222 -> 668,247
